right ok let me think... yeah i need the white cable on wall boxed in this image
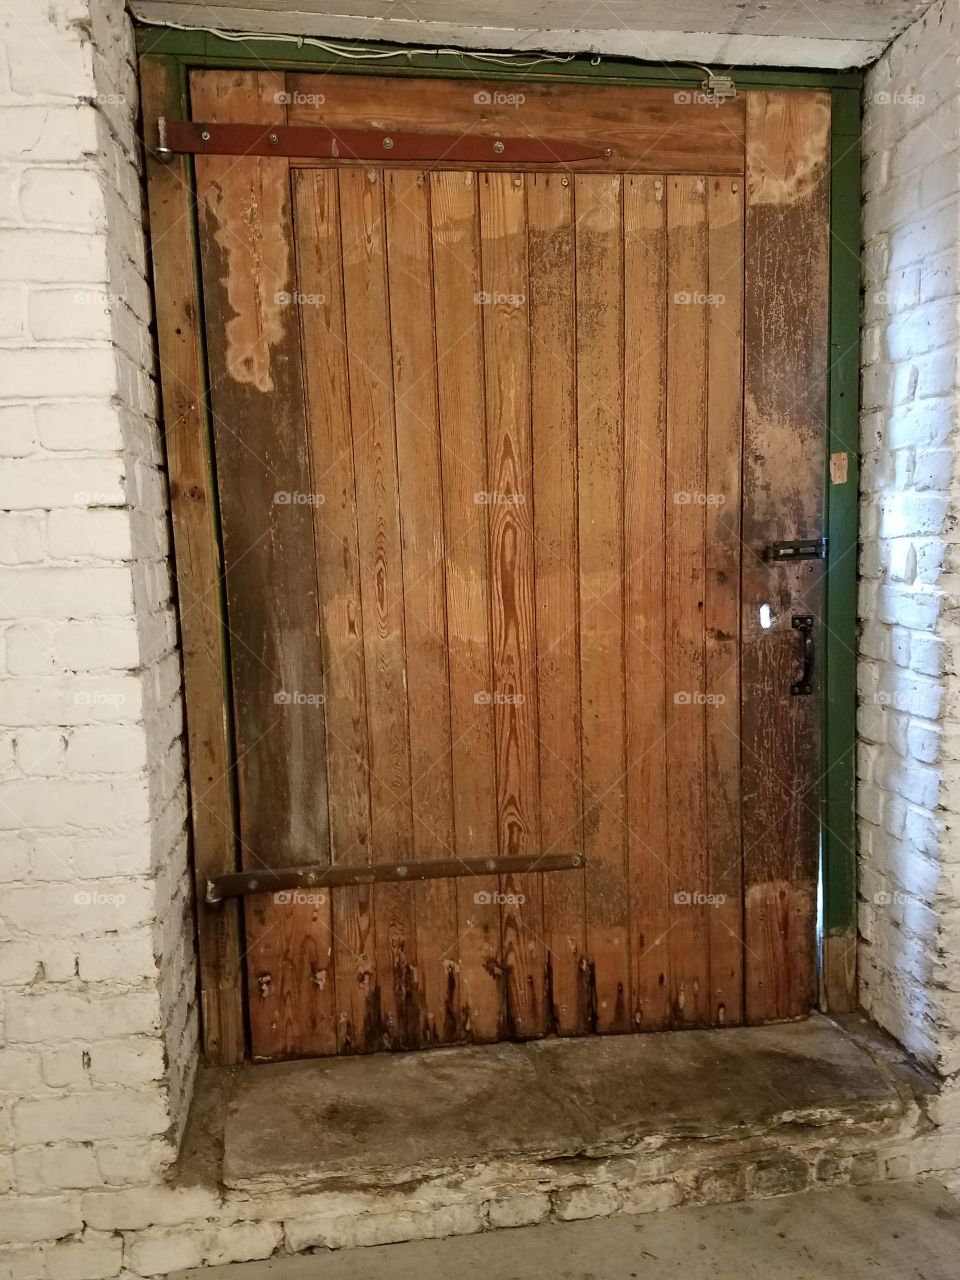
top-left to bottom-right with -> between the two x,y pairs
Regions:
134,14 -> 586,69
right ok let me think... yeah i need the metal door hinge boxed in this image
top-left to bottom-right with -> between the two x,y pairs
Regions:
150,116 -> 607,166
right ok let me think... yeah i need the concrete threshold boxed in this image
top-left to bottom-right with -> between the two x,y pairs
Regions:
216,1014 -> 907,1194
169,1180 -> 960,1280
169,1012 -> 935,1259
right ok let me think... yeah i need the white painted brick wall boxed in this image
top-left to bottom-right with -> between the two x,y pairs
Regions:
0,0 -> 197,1256
858,0 -> 960,1085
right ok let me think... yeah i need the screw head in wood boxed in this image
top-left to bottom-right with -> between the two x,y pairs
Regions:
382,136 -> 394,149
200,130 -> 211,142
493,140 -> 505,154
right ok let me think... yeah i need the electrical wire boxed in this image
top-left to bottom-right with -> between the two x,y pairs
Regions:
134,13 -> 583,68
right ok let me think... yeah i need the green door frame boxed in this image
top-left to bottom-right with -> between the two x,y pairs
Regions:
136,25 -> 861,1046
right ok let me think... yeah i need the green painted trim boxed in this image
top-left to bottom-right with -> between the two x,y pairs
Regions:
822,85 -> 861,938
134,25 -> 863,90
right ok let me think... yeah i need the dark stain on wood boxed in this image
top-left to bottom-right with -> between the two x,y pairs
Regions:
742,92 -> 830,1023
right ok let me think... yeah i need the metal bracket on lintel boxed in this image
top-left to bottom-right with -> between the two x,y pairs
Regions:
152,115 -> 608,166
702,72 -> 738,102
206,852 -> 585,905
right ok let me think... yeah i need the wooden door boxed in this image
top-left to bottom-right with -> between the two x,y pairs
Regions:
177,71 -> 830,1060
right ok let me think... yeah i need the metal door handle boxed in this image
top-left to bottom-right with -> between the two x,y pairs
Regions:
791,614 -> 814,696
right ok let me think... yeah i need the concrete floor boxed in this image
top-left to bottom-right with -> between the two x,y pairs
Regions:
174,1180 -> 960,1279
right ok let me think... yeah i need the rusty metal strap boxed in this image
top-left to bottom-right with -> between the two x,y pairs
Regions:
207,852 -> 585,905
154,115 -> 606,165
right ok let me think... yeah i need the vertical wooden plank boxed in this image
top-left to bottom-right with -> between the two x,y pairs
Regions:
338,166 -> 419,1049
623,174 -> 671,1032
292,167 -> 375,1054
384,169 -> 460,1046
527,174 -> 589,1036
665,175 -> 710,1028
705,177 -> 745,1027
575,173 -> 631,1035
479,171 -> 546,1039
430,171 -> 504,1042
743,91 -> 830,1023
140,56 -> 245,1064
190,70 -> 334,1059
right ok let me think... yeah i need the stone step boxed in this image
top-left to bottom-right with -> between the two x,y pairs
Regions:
222,1014 -> 909,1197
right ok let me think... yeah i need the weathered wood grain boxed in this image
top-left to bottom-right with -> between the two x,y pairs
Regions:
285,74 -> 745,175
141,56 -> 245,1065
527,173 -> 589,1036
575,173 -> 631,1034
338,166 -> 419,1049
665,175 -> 710,1028
384,168 -> 461,1046
292,167 -> 373,1054
479,172 -> 546,1039
623,174 -> 672,1032
742,91 -> 830,1022
705,176 -> 745,1027
430,170 -> 504,1042
174,70 -> 829,1058
191,69 -> 333,1060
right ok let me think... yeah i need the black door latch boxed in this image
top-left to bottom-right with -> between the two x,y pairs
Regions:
791,614 -> 815,696
768,537 -> 828,562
